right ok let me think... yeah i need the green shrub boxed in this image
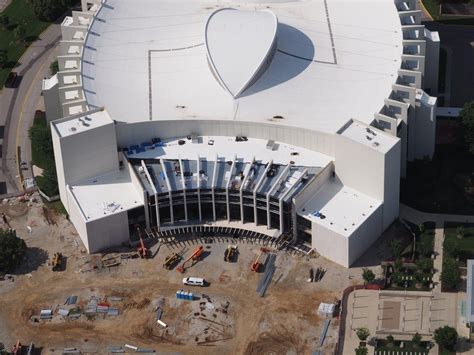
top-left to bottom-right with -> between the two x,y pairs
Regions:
28,0 -> 75,22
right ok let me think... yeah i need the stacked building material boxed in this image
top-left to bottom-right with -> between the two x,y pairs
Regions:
256,253 -> 277,297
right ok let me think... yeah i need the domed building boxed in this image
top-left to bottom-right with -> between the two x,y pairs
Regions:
43,0 -> 439,267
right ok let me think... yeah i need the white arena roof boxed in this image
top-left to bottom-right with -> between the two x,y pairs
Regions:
82,0 -> 403,134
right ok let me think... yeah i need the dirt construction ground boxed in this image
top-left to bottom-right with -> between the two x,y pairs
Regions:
0,193 -> 381,354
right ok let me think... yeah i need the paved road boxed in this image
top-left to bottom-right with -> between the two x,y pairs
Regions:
0,23 -> 61,196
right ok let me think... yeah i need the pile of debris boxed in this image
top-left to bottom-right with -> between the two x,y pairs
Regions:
184,294 -> 234,346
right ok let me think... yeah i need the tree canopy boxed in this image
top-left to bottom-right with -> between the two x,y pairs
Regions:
460,101 -> 474,155
433,326 -> 458,351
355,327 -> 370,341
28,0 -> 75,22
0,229 -> 26,274
362,268 -> 375,284
355,347 -> 368,355
441,257 -> 461,290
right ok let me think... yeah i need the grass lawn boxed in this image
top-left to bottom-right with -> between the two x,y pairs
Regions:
0,0 -> 49,88
422,0 -> 441,19
30,113 -> 51,169
444,222 -> 474,264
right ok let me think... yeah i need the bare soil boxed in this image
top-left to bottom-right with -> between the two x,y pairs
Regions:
0,193 -> 373,354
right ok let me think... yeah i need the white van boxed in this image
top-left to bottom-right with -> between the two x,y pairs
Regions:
182,277 -> 206,287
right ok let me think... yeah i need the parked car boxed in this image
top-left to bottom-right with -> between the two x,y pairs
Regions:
182,277 -> 206,287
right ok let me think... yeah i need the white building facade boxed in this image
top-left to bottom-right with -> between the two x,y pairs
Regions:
44,0 -> 439,268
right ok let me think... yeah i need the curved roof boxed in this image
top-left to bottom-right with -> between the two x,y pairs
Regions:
81,0 -> 403,134
205,8 -> 278,98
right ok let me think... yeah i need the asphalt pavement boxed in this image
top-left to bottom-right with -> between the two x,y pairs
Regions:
0,23 -> 60,196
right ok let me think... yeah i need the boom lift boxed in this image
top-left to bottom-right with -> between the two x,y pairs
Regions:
177,246 -> 204,273
136,226 -> 150,258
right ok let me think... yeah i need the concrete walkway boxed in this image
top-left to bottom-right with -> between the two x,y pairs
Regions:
0,0 -> 11,12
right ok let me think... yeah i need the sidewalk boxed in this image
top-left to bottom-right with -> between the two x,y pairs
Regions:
399,204 -> 474,292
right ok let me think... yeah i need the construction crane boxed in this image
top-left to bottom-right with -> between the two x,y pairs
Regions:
163,252 -> 181,270
177,246 -> 204,273
251,251 -> 264,272
224,245 -> 238,262
136,226 -> 150,258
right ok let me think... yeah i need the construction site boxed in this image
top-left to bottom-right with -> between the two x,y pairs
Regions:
0,192 -> 375,354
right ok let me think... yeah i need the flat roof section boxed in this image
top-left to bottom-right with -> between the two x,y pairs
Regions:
299,179 -> 382,237
124,136 -> 332,168
52,108 -> 112,138
82,0 -> 403,134
69,168 -> 144,221
338,120 -> 399,154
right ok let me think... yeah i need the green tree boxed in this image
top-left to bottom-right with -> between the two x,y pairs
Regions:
412,332 -> 422,347
444,238 -> 460,258
29,118 -> 54,165
441,257 -> 461,290
433,326 -> 458,351
28,0 -> 75,22
0,230 -> 27,273
386,334 -> 395,347
416,233 -> 433,258
0,49 -> 7,69
50,59 -> 59,75
36,160 -> 59,196
390,239 -> 404,258
13,22 -> 27,44
0,14 -> 10,30
415,258 -> 433,273
355,327 -> 370,341
456,225 -> 465,239
362,268 -> 375,284
355,347 -> 368,355
460,101 -> 474,155
418,223 -> 425,235
394,259 -> 403,272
